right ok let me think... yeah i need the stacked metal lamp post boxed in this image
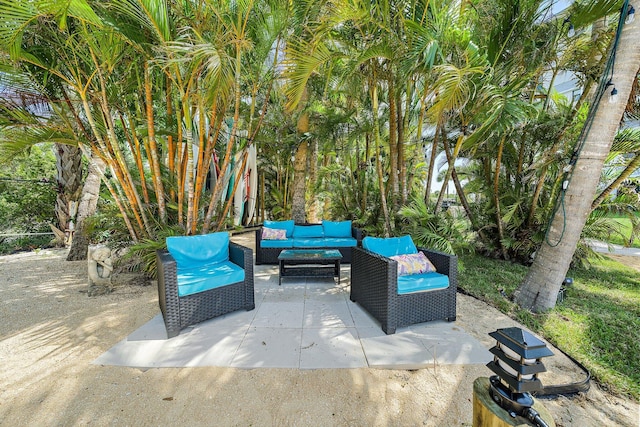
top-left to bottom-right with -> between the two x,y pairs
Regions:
486,327 -> 555,427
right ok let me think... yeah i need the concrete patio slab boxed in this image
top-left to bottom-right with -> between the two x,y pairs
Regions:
93,265 -> 492,369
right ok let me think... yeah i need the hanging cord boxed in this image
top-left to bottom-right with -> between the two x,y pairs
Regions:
545,0 -> 630,247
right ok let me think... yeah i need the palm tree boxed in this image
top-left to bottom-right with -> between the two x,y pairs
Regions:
515,2 -> 640,312
1,0 -> 289,243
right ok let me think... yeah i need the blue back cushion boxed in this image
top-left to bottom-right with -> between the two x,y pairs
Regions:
293,224 -> 324,238
322,220 -> 352,238
264,220 -> 295,237
166,232 -> 230,268
362,235 -> 417,257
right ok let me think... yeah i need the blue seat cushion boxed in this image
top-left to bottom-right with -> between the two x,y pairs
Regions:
177,261 -> 246,297
397,272 -> 449,295
362,235 -> 418,257
261,238 -> 294,248
167,232 -> 229,268
264,220 -> 295,237
321,237 -> 357,247
293,237 -> 326,247
322,220 -> 352,237
293,224 -> 324,238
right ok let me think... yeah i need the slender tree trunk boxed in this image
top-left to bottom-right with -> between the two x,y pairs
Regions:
372,84 -> 392,236
592,153 -> 640,209
67,155 -> 104,261
291,88 -> 309,223
515,14 -> 640,312
399,90 -> 410,205
308,138 -> 320,222
54,143 -> 83,236
388,79 -> 399,211
494,135 -> 509,259
291,139 -> 308,223
424,124 -> 440,205
144,62 -> 166,223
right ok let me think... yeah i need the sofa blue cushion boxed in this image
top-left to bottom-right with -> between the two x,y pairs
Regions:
362,235 -> 418,258
322,220 -> 352,238
321,237 -> 357,247
397,272 -> 449,295
166,232 -> 230,269
260,238 -> 294,248
293,224 -> 324,238
293,237 -> 325,247
264,220 -> 295,237
176,261 -> 246,297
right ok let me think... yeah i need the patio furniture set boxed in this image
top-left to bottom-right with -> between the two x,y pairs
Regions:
156,221 -> 458,339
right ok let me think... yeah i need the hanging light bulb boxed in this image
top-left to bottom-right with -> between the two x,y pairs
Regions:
626,5 -> 636,24
609,86 -> 619,103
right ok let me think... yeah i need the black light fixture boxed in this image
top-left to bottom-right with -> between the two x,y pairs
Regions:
626,5 -> 635,24
557,277 -> 573,304
609,86 -> 619,103
562,17 -> 575,37
486,327 -> 554,427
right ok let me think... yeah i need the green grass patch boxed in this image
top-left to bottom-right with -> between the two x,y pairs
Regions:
458,253 -> 640,400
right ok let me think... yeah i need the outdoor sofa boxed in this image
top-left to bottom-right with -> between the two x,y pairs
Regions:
255,220 -> 363,264
156,232 -> 254,338
350,235 -> 457,334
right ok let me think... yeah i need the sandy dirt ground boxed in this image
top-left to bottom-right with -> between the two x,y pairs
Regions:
0,241 -> 638,426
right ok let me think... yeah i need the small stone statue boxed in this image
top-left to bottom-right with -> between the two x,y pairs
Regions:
87,245 -> 114,296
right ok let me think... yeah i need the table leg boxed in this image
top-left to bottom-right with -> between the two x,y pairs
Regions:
279,260 -> 283,286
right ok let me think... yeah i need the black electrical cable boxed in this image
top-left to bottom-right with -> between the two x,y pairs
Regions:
544,0 -> 631,247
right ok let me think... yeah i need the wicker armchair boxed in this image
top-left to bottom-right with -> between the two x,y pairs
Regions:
350,245 -> 457,335
157,236 -> 254,339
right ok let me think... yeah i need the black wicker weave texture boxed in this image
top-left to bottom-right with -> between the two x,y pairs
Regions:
156,242 -> 255,339
350,246 -> 457,335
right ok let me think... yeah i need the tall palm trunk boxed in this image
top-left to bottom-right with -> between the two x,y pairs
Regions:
515,13 -> 640,312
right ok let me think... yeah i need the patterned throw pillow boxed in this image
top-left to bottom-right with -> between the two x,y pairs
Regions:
389,252 -> 436,276
262,228 -> 287,240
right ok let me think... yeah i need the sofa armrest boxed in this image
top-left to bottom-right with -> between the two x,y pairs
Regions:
351,226 -> 364,244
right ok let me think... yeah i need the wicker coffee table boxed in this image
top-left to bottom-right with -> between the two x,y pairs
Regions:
277,249 -> 343,286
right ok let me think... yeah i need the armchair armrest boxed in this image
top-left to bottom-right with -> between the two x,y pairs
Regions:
230,241 -> 253,270
156,249 -> 181,338
229,241 -> 255,309
350,247 -> 399,324
254,228 -> 263,250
